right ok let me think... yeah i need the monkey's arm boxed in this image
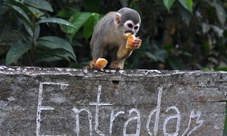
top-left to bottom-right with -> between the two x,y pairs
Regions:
109,36 -> 142,69
117,36 -> 142,60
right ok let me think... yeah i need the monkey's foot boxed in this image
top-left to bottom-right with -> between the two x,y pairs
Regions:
89,58 -> 108,71
109,61 -> 123,69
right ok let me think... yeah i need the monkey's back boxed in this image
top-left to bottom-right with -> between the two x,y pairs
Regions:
90,12 -> 125,49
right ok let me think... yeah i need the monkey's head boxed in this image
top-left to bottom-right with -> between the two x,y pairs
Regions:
114,7 -> 141,36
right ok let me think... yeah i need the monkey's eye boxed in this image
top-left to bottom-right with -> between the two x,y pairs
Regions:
134,26 -> 138,30
127,23 -> 133,28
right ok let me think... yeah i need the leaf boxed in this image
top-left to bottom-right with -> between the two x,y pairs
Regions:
151,40 -> 162,50
146,52 -> 157,61
12,0 -> 34,16
68,12 -> 92,42
195,63 -> 203,70
9,5 -> 33,29
178,0 -> 193,13
168,57 -> 186,70
204,42 -> 210,52
36,49 -> 74,62
163,0 -> 175,11
213,3 -> 226,26
57,8 -> 77,18
34,25 -> 40,40
210,25 -> 223,37
177,51 -> 193,57
28,6 -> 44,18
24,19 -> 33,37
83,13 -> 101,40
24,0 -> 53,12
72,40 -> 83,47
154,49 -> 169,63
36,54 -> 63,62
179,4 -> 192,25
6,41 -> 31,65
37,36 -> 77,62
186,0 -> 193,12
215,67 -> 227,71
38,17 -> 76,29
202,23 -> 211,34
62,12 -> 91,33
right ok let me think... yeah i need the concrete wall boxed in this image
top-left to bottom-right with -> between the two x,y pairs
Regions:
0,66 -> 226,135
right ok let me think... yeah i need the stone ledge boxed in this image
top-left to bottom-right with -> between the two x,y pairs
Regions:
0,66 -> 226,135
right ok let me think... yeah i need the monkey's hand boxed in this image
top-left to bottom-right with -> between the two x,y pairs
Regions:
124,33 -> 142,50
116,34 -> 142,61
89,58 -> 108,71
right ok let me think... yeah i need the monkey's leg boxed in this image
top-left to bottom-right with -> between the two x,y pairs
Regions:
89,45 -> 108,70
109,61 -> 124,69
89,59 -> 97,69
108,46 -> 132,69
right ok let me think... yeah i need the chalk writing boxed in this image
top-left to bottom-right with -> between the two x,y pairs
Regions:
163,106 -> 181,136
110,110 -> 125,135
72,107 -> 92,136
36,82 -> 69,136
182,110 -> 204,136
89,85 -> 112,135
36,82 -> 204,136
123,108 -> 141,136
146,86 -> 163,136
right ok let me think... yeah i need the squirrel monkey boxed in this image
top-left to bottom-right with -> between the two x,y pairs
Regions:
89,7 -> 142,70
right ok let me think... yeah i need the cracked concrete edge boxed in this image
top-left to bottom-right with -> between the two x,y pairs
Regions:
0,66 -> 226,77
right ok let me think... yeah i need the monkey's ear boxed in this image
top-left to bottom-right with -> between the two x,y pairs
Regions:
114,13 -> 121,25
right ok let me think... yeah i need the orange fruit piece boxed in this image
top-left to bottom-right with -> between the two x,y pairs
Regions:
95,58 -> 108,71
124,33 -> 135,48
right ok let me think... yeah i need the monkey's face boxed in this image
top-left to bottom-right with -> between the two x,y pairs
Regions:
123,20 -> 140,35
115,7 -> 141,36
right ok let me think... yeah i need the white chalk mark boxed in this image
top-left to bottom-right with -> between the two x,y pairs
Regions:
123,108 -> 141,136
34,82 -> 205,136
40,106 -> 54,110
109,109 -> 125,135
146,86 -> 163,136
89,85 -> 111,136
89,103 -> 112,106
181,109 -> 204,136
60,84 -> 68,90
72,107 -> 92,136
36,82 -> 69,136
163,106 -> 181,136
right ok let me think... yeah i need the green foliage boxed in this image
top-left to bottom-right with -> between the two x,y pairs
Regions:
163,0 -> 175,11
127,0 -> 227,70
1,0 -> 227,71
37,36 -> 76,62
1,0 -> 76,66
163,0 -> 193,12
58,9 -> 102,42
178,0 -> 193,12
24,0 -> 53,12
6,40 -> 31,65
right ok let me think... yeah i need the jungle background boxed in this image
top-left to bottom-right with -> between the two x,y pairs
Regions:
0,0 -> 227,71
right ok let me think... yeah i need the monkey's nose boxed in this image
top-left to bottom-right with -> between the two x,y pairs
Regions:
125,30 -> 134,35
